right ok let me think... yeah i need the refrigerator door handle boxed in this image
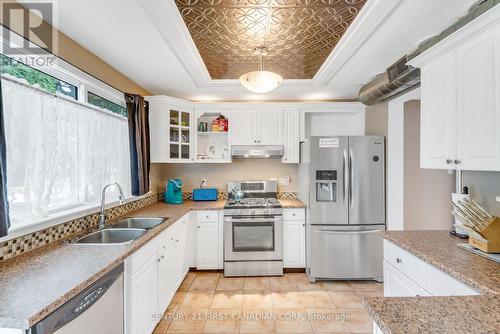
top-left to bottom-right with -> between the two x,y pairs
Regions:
343,149 -> 348,205
314,229 -> 382,235
349,148 -> 355,208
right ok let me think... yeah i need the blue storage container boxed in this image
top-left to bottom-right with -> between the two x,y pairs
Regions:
192,188 -> 218,201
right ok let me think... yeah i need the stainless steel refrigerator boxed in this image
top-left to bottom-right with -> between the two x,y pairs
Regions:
298,136 -> 385,282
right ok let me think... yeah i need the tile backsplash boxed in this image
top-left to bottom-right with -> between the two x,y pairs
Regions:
0,193 -> 161,262
0,191 -> 298,262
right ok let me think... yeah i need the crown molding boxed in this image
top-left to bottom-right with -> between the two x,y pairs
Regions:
137,0 -> 400,89
136,0 -> 211,86
314,0 -> 401,85
408,3 -> 500,67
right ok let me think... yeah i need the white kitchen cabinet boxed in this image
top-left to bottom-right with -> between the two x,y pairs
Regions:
382,240 -> 478,297
383,260 -> 430,297
409,10 -> 500,171
126,219 -> 189,334
283,208 -> 305,268
129,255 -> 159,334
146,97 -> 195,163
282,110 -> 300,163
456,26 -> 500,171
258,110 -> 283,145
196,222 -> 219,269
229,110 -> 257,145
229,110 -> 283,145
419,52 -> 457,170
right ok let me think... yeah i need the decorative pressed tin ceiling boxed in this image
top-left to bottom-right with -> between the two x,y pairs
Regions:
175,0 -> 368,80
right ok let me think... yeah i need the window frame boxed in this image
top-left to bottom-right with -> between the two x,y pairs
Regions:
0,32 -> 138,240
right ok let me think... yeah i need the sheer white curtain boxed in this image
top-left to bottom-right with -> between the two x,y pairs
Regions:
2,78 -> 131,229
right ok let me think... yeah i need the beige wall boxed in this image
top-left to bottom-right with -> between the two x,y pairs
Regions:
365,102 -> 388,137
0,1 -> 150,96
403,100 -> 455,230
462,171 -> 500,216
156,160 -> 298,193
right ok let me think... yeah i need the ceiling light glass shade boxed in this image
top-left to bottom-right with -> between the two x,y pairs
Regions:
239,70 -> 283,94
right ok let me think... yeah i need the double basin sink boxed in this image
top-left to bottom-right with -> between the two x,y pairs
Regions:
73,217 -> 168,245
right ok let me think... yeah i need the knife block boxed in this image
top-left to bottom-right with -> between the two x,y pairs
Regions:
469,217 -> 500,253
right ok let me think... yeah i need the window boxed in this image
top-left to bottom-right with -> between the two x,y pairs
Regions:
0,49 -> 132,232
87,91 -> 127,117
1,54 -> 78,99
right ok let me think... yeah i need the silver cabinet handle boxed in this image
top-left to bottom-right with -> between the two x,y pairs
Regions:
454,159 -> 461,165
446,159 -> 453,164
396,258 -> 402,264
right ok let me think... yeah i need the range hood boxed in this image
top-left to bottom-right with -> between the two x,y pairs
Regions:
231,145 -> 284,159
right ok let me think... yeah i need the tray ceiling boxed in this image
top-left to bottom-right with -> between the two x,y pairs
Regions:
175,0 -> 367,80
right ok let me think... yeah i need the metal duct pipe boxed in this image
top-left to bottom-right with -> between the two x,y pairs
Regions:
358,0 -> 499,106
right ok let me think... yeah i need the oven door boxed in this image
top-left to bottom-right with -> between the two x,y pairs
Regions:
224,216 -> 283,261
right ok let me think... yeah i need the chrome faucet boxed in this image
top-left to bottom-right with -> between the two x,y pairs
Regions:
98,182 -> 125,229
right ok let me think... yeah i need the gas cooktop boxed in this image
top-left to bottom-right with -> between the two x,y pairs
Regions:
225,197 -> 282,209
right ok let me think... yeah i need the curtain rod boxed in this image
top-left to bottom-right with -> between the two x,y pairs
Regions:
1,75 -> 128,120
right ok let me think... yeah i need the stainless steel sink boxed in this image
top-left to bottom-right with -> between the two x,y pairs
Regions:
73,228 -> 147,245
109,217 -> 168,230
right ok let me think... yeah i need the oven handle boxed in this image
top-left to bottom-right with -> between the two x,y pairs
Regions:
224,217 -> 282,223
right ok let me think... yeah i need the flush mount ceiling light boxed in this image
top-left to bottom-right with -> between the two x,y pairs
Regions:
239,47 -> 282,94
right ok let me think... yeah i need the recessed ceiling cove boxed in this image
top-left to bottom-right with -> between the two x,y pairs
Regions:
175,0 -> 367,80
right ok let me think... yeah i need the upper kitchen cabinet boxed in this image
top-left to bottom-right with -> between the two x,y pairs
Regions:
282,110 -> 300,163
229,110 -> 283,146
409,8 -> 500,171
147,96 -> 194,163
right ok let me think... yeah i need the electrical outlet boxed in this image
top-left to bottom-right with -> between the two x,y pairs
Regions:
200,179 -> 207,188
496,196 -> 500,203
278,176 -> 290,186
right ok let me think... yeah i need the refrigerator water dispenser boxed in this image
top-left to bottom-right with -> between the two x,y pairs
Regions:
315,170 -> 337,202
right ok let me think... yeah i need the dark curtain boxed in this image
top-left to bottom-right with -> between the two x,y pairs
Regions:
125,93 -> 150,196
0,78 -> 10,237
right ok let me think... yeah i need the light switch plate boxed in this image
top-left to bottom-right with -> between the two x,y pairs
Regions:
496,196 -> 500,203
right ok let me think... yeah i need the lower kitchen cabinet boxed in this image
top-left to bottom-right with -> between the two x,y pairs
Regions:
383,240 -> 478,297
283,209 -> 306,268
195,210 -> 223,270
129,255 -> 159,334
383,260 -> 430,297
196,221 -> 219,269
126,218 -> 189,334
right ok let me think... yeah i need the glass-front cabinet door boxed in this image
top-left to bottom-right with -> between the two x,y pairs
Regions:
168,108 -> 192,161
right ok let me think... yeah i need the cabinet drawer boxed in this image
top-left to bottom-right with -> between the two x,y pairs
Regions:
283,209 -> 305,221
383,260 -> 430,297
383,240 -> 427,288
196,210 -> 219,222
425,264 -> 479,296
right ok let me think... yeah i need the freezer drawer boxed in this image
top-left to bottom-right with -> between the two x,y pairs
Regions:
307,225 -> 384,281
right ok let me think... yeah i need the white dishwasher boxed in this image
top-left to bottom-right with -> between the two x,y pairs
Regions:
30,264 -> 124,334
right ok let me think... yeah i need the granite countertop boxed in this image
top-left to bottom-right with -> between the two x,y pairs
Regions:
279,197 -> 306,208
365,295 -> 500,334
0,198 -> 305,329
383,230 -> 500,294
364,230 -> 500,334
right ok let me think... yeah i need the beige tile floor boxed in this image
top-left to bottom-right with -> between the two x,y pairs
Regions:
153,271 -> 383,334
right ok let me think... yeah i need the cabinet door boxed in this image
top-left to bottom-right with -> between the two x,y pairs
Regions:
229,111 -> 257,145
282,110 -> 300,163
456,26 -> 500,171
174,229 -> 188,282
130,256 -> 159,334
167,108 -> 194,162
257,110 -> 283,145
149,103 -> 167,162
420,52 -> 457,169
196,222 -> 219,269
283,220 -> 305,268
158,244 -> 176,315
383,261 -> 430,297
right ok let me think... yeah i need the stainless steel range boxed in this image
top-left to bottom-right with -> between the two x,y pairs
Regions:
224,180 -> 283,277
